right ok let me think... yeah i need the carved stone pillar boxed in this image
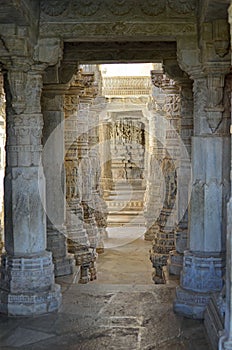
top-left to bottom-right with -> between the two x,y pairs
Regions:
78,101 -> 98,280
149,72 -> 180,283
144,71 -> 167,241
144,119 -> 163,238
0,64 -> 61,315
89,98 -> 108,254
99,118 -> 113,198
167,80 -> 193,275
174,70 -> 230,319
64,89 -> 92,284
219,5 -> 232,349
42,85 -> 75,277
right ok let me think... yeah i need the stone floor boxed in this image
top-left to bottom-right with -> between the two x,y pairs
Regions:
94,227 -> 153,284
0,227 -> 211,350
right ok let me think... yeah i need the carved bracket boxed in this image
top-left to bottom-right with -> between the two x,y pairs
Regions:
34,38 -> 63,66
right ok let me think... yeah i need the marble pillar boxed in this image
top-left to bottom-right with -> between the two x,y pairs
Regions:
99,118 -> 113,198
78,101 -> 98,280
218,5 -> 232,348
144,95 -> 166,241
148,72 -> 180,283
174,71 -> 230,319
0,65 -> 61,315
64,89 -> 92,284
89,98 -> 108,253
167,81 -> 193,275
42,86 -> 75,277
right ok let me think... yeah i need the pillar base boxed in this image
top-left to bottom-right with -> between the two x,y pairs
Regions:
150,252 -> 168,283
47,229 -> 75,277
222,340 -> 232,350
167,250 -> 183,276
53,255 -> 75,277
0,284 -> 61,316
174,251 -> 225,319
174,286 -> 211,319
0,251 -> 62,316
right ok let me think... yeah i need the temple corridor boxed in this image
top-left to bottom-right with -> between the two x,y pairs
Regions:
1,1 -> 232,349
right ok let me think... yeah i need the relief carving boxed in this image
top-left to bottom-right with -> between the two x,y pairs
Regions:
73,0 -> 100,17
167,0 -> 196,14
11,114 -> 43,139
40,22 -> 196,38
164,95 -> 181,117
107,0 -> 133,16
41,0 -> 70,16
140,0 -> 166,16
193,77 -> 207,129
205,74 -> 225,133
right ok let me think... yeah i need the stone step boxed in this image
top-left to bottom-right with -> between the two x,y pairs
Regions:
107,214 -> 145,227
107,202 -> 143,213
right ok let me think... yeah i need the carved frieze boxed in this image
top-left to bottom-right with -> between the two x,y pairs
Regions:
102,76 -> 151,96
40,22 -> 196,39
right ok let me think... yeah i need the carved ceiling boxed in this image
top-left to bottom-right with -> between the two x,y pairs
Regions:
39,0 -> 197,40
0,0 -> 229,79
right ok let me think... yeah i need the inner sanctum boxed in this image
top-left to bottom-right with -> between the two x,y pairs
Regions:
1,1 -> 232,349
